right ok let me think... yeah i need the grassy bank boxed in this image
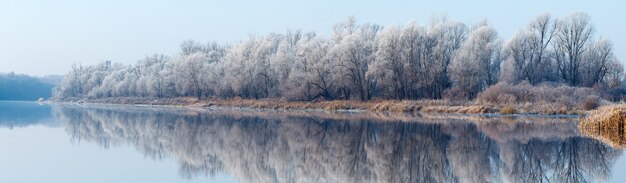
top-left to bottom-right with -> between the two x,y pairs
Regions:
52,97 -> 605,115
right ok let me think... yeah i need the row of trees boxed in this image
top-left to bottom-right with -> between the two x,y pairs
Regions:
54,13 -> 623,101
0,72 -> 60,101
501,14 -> 622,88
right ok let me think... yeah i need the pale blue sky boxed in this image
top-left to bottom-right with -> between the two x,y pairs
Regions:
0,0 -> 623,76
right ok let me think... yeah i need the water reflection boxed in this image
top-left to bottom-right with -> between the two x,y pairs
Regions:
0,101 -> 54,128
52,105 -> 622,183
580,121 -> 626,149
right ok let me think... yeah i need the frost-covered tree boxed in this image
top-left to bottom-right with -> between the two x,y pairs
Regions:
55,63 -> 83,98
55,61 -> 120,98
330,18 -> 380,100
501,14 -> 559,84
175,42 -> 226,98
271,31 -> 306,99
298,36 -> 335,100
279,33 -> 335,100
134,55 -> 172,97
331,34 -> 372,100
222,35 -> 282,98
368,18 -> 469,100
449,23 -> 502,98
398,22 -> 425,99
175,53 -> 208,98
420,18 -> 467,99
370,25 -> 405,99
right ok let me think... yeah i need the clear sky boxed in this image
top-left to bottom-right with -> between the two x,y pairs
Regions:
0,0 -> 623,76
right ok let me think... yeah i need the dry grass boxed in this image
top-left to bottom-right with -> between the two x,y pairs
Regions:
369,100 -> 421,112
419,105 -> 496,114
579,104 -> 626,148
209,99 -> 449,113
57,97 -> 484,114
55,96 -> 606,115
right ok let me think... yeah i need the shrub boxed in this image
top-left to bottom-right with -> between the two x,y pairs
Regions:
500,106 -> 517,114
580,96 -> 600,110
443,86 -> 469,101
477,82 -> 603,111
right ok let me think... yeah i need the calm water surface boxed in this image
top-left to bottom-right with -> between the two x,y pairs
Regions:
0,101 -> 625,183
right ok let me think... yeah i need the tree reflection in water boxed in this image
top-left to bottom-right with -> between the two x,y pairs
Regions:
53,105 -> 622,183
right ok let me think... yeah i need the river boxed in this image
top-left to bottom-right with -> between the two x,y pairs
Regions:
0,101 -> 624,183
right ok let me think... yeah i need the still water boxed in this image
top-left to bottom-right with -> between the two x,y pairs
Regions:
0,101 -> 625,183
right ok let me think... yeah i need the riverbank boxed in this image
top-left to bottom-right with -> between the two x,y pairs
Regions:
51,97 -> 604,115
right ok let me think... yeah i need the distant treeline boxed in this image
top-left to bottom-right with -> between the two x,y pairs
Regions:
0,72 -> 61,101
54,13 -> 625,101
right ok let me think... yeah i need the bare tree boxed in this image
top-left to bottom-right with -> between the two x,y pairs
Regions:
554,13 -> 594,86
580,39 -> 616,87
501,14 -> 559,84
